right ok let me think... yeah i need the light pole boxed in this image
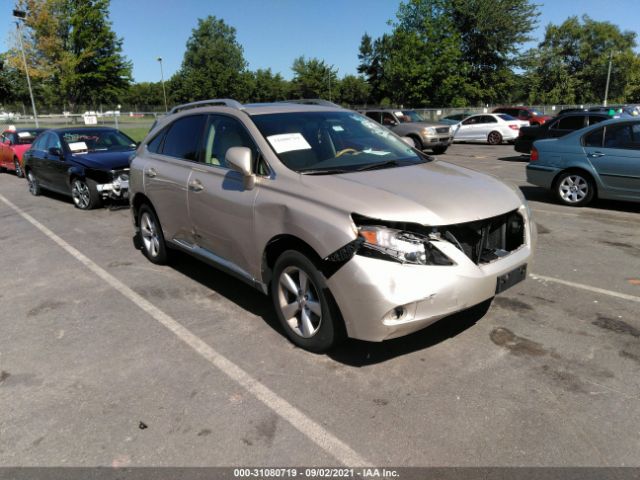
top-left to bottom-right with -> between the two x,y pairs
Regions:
13,9 -> 38,127
603,50 -> 614,107
157,57 -> 168,113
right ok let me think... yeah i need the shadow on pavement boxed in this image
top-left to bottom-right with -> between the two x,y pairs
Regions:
520,185 -> 640,215
499,154 -> 530,162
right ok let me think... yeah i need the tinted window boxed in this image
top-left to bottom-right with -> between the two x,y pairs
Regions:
603,124 -> 640,149
588,115 -> 607,126
14,130 -> 42,144
584,128 -> 604,147
381,112 -> 396,126
61,130 -> 135,153
497,114 -> 516,121
147,128 -> 166,153
479,115 -> 497,124
162,115 -> 207,161
365,112 -> 381,123
202,115 -> 258,168
462,116 -> 479,125
555,116 -> 585,130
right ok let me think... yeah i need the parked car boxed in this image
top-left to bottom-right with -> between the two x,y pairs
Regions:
526,118 -> 640,206
130,99 -> 535,352
0,127 -> 46,177
360,108 -> 452,154
452,113 -> 528,145
514,112 -> 610,154
23,127 -> 135,209
492,107 -> 553,126
439,113 -> 472,125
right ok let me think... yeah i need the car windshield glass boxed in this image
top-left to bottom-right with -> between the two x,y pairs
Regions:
252,111 -> 429,174
497,114 -> 516,121
398,110 -> 424,123
15,130 -> 42,144
61,130 -> 136,153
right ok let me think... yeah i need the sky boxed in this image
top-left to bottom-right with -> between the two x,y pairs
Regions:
2,0 -> 639,83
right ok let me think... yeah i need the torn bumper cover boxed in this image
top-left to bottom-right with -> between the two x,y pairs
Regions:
324,206 -> 535,342
97,171 -> 129,200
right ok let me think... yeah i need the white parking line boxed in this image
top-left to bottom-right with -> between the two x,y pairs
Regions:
530,273 -> 640,304
0,193 -> 369,467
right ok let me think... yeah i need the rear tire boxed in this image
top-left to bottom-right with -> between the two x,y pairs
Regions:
138,204 -> 169,264
27,171 -> 40,196
554,171 -> 595,207
271,250 -> 345,352
487,131 -> 503,145
14,158 -> 24,178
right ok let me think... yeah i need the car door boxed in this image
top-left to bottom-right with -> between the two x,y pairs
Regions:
145,114 -> 207,244
187,114 -> 261,275
29,132 -> 59,187
455,115 -> 479,140
45,133 -> 71,193
584,122 -> 640,194
475,115 -> 498,140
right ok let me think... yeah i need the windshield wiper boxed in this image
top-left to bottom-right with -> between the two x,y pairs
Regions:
299,167 -> 352,175
354,160 -> 401,171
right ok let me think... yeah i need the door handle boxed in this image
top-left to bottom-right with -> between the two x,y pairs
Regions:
188,179 -> 204,192
588,152 -> 605,158
145,168 -> 157,178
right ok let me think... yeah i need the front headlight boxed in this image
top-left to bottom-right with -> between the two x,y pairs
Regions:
422,127 -> 436,136
358,225 -> 452,265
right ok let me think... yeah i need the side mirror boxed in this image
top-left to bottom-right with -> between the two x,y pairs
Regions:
225,146 -> 256,190
48,147 -> 63,158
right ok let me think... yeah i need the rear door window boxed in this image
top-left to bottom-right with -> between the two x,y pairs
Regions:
162,115 -> 207,161
603,124 -> 638,149
555,116 -> 585,131
587,115 -> 607,126
583,128 -> 604,147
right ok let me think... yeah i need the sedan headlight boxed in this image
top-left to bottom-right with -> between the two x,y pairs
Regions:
358,225 -> 452,265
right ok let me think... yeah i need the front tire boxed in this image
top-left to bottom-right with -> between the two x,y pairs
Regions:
71,178 -> 102,210
555,171 -> 595,207
431,146 -> 448,155
271,250 -> 344,352
14,158 -> 24,178
138,204 -> 169,264
487,131 -> 503,145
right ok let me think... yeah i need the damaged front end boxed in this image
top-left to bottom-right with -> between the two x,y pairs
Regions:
97,169 -> 130,200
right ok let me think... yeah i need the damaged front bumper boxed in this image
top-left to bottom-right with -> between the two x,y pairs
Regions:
97,172 -> 129,200
326,206 -> 536,342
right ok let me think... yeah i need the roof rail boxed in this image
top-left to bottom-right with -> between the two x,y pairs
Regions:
278,99 -> 342,108
168,99 -> 244,115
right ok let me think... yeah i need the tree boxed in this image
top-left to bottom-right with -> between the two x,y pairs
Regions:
336,75 -> 370,106
289,56 -> 338,100
170,16 -> 249,102
249,68 -> 289,102
6,0 -> 132,111
526,15 -> 640,104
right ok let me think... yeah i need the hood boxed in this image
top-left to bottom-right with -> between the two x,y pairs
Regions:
70,150 -> 133,170
300,161 -> 523,226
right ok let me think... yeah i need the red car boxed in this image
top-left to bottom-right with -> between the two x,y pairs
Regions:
492,107 -> 553,126
0,127 -> 46,178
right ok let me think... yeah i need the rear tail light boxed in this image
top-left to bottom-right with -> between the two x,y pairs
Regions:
530,147 -> 539,161
508,124 -> 519,130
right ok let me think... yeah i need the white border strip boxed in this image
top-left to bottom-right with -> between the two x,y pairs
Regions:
530,273 -> 640,304
0,194 -> 368,466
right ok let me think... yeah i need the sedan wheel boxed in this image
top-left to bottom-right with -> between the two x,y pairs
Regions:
487,131 -> 503,145
556,172 -> 594,206
71,178 -> 101,210
14,158 -> 24,178
27,171 -> 40,196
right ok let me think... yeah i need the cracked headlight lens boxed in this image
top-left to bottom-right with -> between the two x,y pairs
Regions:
358,226 -> 452,265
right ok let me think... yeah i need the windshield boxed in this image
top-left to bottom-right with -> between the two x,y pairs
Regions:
61,130 -> 136,153
398,110 -> 424,123
14,130 -> 43,144
252,111 -> 428,174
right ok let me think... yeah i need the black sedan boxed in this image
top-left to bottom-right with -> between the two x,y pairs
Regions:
23,127 -> 136,210
514,112 -> 610,154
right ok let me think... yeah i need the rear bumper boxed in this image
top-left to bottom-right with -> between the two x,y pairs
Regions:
327,207 -> 535,342
514,137 -> 533,154
526,164 -> 558,189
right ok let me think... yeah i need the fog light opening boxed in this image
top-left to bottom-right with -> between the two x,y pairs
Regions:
391,306 -> 405,320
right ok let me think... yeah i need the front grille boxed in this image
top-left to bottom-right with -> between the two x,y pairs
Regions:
436,127 -> 450,134
435,210 -> 525,264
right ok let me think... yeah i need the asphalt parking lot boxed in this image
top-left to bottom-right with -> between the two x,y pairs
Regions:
1,142 -> 639,467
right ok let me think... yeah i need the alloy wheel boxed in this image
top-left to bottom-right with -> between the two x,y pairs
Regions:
558,175 -> 589,203
140,211 -> 161,258
488,131 -> 502,145
71,179 -> 91,209
277,266 -> 323,338
14,159 -> 23,178
27,172 -> 38,195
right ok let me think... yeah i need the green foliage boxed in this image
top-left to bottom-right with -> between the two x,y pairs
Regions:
526,15 -> 640,104
290,56 -> 338,101
170,16 -> 249,102
337,75 -> 370,106
248,68 -> 289,102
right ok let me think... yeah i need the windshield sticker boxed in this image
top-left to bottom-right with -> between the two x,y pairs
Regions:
331,125 -> 345,132
363,149 -> 391,156
267,133 -> 312,154
17,132 -> 32,138
395,111 -> 404,117
68,141 -> 88,152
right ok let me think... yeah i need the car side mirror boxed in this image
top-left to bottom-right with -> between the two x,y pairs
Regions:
48,147 -> 63,159
225,146 -> 256,190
